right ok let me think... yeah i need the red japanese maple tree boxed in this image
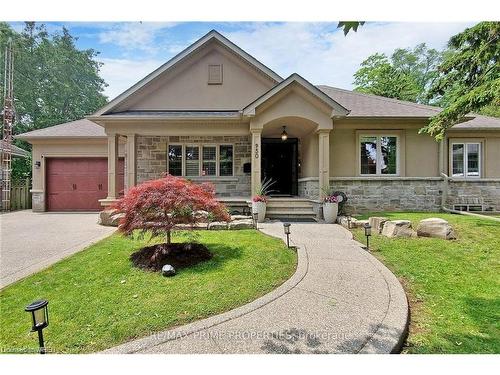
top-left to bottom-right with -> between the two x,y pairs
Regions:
113,175 -> 230,244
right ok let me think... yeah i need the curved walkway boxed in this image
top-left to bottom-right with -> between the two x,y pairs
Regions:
105,223 -> 408,354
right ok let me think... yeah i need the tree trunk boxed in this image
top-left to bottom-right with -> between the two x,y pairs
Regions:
166,230 -> 171,245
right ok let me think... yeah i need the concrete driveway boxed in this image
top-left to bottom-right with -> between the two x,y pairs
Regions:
0,210 -> 116,288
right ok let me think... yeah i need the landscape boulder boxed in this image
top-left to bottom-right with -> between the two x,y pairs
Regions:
231,214 -> 252,221
351,219 -> 369,229
369,216 -> 389,234
161,264 -> 176,277
417,218 -> 456,240
98,209 -> 124,227
229,219 -> 254,230
381,220 -> 417,238
208,221 -> 228,230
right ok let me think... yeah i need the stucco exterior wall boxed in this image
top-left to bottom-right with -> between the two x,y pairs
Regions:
136,135 -> 251,197
330,119 -> 440,178
113,43 -> 275,112
445,131 -> 500,178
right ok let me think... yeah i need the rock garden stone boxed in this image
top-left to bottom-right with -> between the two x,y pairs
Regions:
231,215 -> 252,221
351,219 -> 369,228
229,219 -> 254,230
98,209 -> 124,227
381,220 -> 417,238
161,264 -> 176,277
369,216 -> 389,234
208,221 -> 228,230
417,218 -> 456,240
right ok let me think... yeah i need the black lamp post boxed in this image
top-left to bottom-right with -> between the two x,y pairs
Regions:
25,299 -> 49,354
364,223 -> 372,251
252,211 -> 259,229
283,222 -> 291,248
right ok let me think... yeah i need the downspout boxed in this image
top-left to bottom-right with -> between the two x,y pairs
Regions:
440,173 -> 500,222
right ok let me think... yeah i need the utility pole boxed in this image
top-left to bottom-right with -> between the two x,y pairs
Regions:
1,38 -> 15,211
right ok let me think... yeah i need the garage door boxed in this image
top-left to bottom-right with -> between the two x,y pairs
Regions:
46,157 -> 124,211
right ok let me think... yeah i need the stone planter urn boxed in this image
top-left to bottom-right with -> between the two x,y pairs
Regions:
323,202 -> 338,224
252,201 -> 267,223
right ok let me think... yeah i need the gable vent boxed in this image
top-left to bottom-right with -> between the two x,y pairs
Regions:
208,64 -> 223,85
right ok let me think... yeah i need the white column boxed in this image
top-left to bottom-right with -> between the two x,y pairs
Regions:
251,129 -> 262,196
125,134 -> 136,191
107,133 -> 119,199
318,129 -> 331,200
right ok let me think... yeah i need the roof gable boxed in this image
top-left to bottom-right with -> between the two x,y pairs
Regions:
94,30 -> 283,115
243,74 -> 349,118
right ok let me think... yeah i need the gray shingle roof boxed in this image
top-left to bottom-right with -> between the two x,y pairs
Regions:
450,114 -> 500,130
16,86 -> 500,140
16,119 -> 106,139
318,85 -> 442,117
319,85 -> 500,129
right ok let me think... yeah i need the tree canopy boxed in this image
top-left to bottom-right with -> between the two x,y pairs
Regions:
353,44 -> 443,104
422,22 -> 500,139
0,22 -> 108,144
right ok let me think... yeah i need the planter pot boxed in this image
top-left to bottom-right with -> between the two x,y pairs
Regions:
252,201 -> 267,223
323,202 -> 338,224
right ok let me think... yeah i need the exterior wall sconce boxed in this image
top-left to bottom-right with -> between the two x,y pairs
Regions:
283,222 -> 291,248
364,223 -> 372,251
35,161 -> 41,169
281,126 -> 288,141
25,299 -> 49,354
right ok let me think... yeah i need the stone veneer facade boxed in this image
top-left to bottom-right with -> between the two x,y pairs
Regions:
299,176 -> 500,213
447,179 -> 500,212
136,135 -> 251,197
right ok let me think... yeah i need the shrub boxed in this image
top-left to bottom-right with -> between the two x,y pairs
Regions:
114,175 -> 230,244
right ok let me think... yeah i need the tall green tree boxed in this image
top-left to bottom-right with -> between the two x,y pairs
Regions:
423,22 -> 500,139
353,43 -> 443,104
0,22 -> 108,143
0,22 -> 107,181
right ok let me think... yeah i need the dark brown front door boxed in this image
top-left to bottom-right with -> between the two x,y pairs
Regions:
46,157 -> 124,211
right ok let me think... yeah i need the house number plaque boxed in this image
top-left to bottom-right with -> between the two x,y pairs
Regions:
254,143 -> 259,159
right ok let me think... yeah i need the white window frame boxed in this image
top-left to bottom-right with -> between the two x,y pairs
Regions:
359,134 -> 400,176
166,143 -> 235,177
450,142 -> 481,178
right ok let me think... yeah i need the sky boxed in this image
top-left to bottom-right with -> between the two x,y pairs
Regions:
9,21 -> 474,100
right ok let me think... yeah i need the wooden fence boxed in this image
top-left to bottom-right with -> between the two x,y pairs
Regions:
10,178 -> 32,211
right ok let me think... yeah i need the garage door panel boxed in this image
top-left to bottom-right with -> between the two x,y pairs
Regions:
46,157 -> 124,211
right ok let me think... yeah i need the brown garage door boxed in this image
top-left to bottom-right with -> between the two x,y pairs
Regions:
46,157 -> 124,211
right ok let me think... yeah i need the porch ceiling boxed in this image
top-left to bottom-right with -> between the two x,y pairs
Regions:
261,116 -> 317,138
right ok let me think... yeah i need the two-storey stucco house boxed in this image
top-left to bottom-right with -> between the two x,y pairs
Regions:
18,30 -> 500,219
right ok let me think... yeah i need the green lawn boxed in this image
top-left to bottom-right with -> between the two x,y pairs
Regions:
352,212 -> 500,353
0,230 -> 296,353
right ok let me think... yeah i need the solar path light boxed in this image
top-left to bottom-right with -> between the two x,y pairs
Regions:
364,223 -> 372,251
283,222 -> 291,248
25,299 -> 49,354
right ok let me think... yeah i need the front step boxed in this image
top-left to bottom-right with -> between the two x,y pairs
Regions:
265,198 -> 317,221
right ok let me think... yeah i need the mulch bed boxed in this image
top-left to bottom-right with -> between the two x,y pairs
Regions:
130,242 -> 213,271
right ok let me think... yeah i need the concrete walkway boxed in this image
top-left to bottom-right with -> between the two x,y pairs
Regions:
105,222 -> 408,354
0,211 -> 115,288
